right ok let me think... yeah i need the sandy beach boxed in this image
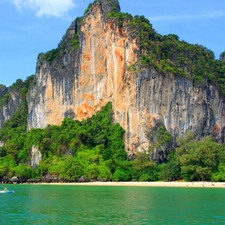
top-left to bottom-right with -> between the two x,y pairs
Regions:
38,181 -> 225,188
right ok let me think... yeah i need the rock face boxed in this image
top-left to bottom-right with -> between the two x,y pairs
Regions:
30,146 -> 42,169
26,0 -> 225,156
2,0 -> 225,158
0,85 -> 22,128
0,141 -> 4,147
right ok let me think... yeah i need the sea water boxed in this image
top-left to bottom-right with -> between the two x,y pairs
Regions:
1,184 -> 225,224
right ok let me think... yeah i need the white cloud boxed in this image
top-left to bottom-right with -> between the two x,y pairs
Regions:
12,0 -> 76,18
150,11 -> 225,21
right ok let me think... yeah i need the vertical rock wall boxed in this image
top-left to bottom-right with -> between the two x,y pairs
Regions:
26,0 -> 225,157
0,86 -> 22,128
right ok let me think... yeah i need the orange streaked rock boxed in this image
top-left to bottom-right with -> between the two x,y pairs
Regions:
27,0 -> 225,157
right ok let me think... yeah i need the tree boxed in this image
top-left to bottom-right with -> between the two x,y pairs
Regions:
158,151 -> 180,181
0,146 -> 7,157
211,163 -> 225,181
219,51 -> 225,61
17,149 -> 28,163
175,134 -> 220,181
132,149 -> 158,181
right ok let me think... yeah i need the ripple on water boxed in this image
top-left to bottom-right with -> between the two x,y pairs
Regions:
1,185 -> 225,225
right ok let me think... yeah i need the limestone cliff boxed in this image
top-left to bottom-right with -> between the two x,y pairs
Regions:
22,0 -> 225,157
0,85 -> 22,128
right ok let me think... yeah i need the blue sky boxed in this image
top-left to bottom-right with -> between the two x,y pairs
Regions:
0,0 -> 225,86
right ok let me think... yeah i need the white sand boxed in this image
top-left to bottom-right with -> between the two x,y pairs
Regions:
38,181 -> 225,188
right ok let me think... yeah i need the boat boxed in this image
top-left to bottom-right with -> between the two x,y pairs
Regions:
0,188 -> 15,194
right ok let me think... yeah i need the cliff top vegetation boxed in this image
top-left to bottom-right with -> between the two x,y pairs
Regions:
39,0 -> 225,95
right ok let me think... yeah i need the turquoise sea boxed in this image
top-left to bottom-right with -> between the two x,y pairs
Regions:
1,184 -> 225,224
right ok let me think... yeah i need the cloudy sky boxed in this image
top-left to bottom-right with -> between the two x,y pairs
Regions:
0,0 -> 225,86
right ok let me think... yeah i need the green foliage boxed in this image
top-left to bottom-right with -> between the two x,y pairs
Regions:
0,75 -> 35,143
84,0 -> 102,14
121,13 -> 225,94
158,158 -> 180,181
107,11 -> 132,28
131,149 -> 158,181
41,48 -> 61,64
39,1 -> 225,94
153,132 -> 225,182
32,102 -> 128,181
127,15 -> 156,51
127,65 -> 138,73
211,163 -> 225,181
155,126 -> 172,147
0,93 -> 10,107
84,3 -> 93,14
0,156 -> 16,177
41,17 -> 82,64
17,149 -> 28,163
0,102 -> 130,181
113,169 -> 130,181
112,161 -> 132,181
173,133 -> 222,181
13,164 -> 34,179
70,34 -> 79,49
219,51 -> 225,61
0,76 -> 35,108
1,97 -> 225,182
0,146 -> 7,157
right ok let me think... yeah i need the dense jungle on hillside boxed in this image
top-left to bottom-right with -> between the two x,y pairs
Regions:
1,0 -> 225,183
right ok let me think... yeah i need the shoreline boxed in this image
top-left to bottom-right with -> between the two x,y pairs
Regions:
25,181 -> 225,188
